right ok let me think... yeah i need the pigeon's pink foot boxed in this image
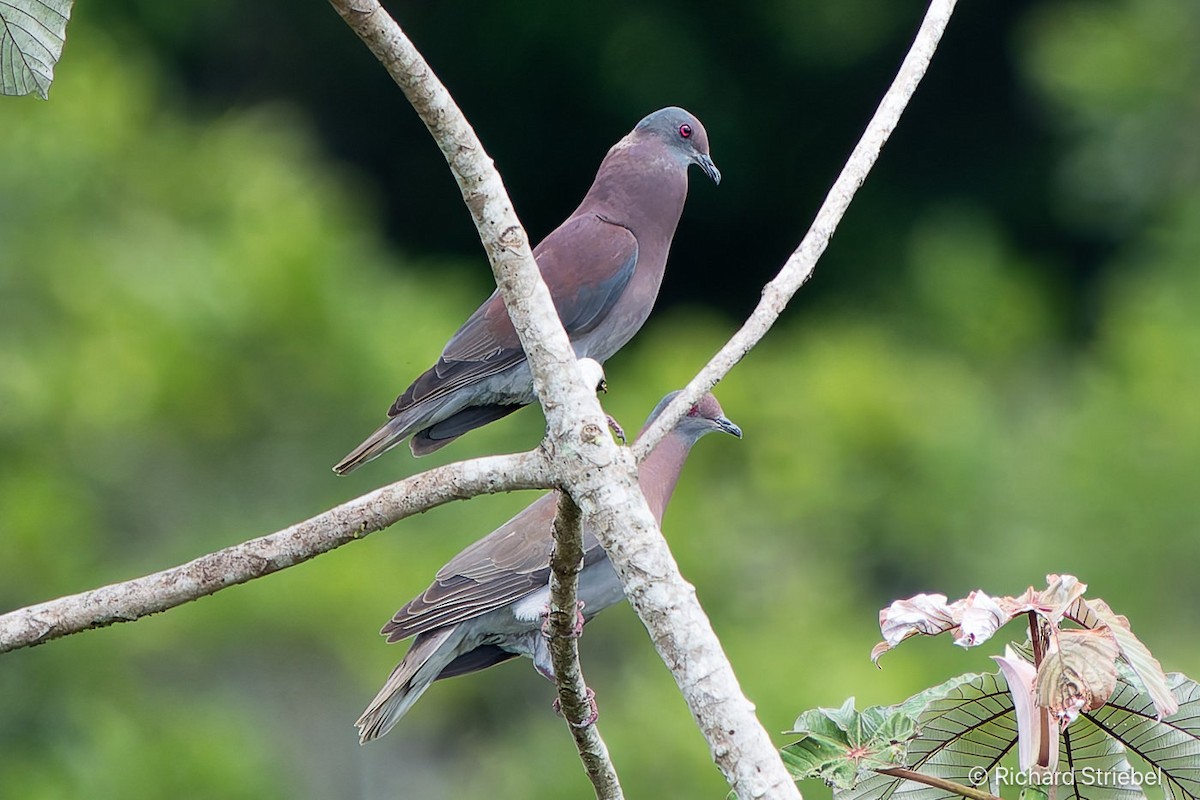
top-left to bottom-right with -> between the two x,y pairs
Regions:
552,687 -> 599,728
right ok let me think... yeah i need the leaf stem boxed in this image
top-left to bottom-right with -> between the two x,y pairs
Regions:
876,768 -> 1001,800
1029,610 -> 1045,666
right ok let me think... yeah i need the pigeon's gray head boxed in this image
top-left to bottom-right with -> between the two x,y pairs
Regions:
635,107 -> 721,185
644,390 -> 742,443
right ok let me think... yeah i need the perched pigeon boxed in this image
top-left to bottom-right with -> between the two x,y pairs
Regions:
355,391 -> 741,742
334,107 -> 719,473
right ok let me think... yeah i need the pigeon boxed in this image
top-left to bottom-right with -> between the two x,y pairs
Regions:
334,107 -> 719,472
355,391 -> 740,741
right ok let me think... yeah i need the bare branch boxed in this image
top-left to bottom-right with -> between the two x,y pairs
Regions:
0,451 -> 549,654
549,493 -> 624,800
634,0 -> 961,460
324,0 -> 601,444
325,1 -> 802,796
1,2 -> 962,799
326,1 -> 811,795
569,449 -> 804,798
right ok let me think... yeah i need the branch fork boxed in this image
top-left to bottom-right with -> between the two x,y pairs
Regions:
2,1 -> 961,798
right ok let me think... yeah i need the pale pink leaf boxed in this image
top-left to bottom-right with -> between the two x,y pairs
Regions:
953,590 -> 1010,648
994,645 -> 1058,773
1072,597 -> 1179,719
1035,627 -> 1119,729
998,573 -> 1087,623
1037,573 -> 1088,622
872,593 -> 956,664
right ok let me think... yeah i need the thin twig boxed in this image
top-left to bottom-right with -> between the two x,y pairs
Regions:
634,0 -> 961,460
327,0 -> 633,790
549,493 -> 624,800
0,451 -> 549,653
324,1 -> 801,797
0,3 -> 966,799
324,0 -> 596,441
877,768 -> 1002,800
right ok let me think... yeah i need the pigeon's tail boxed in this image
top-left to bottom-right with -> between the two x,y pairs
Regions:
409,404 -> 525,456
356,626 -> 466,743
333,416 -> 419,475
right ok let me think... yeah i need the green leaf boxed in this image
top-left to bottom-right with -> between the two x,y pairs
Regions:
784,697 -> 918,789
837,667 -> 1200,800
0,0 -> 73,99
1054,707 -> 1147,800
843,671 -> 1018,800
1087,672 -> 1200,800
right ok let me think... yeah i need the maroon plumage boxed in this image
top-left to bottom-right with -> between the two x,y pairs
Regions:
334,107 -> 719,473
355,391 -> 741,741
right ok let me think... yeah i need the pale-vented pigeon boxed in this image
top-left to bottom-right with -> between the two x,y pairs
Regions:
334,107 -> 719,473
355,391 -> 740,742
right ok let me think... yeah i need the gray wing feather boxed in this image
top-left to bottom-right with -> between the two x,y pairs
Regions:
382,492 -> 606,642
387,215 -> 638,418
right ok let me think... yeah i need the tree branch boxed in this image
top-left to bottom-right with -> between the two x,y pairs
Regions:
325,2 -> 801,796
0,451 -> 549,653
0,2 -> 963,799
325,0 -> 601,442
549,493 -> 624,800
634,0 -> 961,460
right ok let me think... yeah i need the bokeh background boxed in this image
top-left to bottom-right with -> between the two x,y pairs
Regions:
3,0 -> 1198,797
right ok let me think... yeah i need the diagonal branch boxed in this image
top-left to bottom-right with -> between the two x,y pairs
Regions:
548,493 -> 624,800
326,1 -> 802,797
0,451 -> 549,653
0,3 -> 964,800
634,0 -> 961,460
325,0 -> 605,446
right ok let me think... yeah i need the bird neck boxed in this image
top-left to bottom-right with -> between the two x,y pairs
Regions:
580,138 -> 689,240
637,431 -> 694,524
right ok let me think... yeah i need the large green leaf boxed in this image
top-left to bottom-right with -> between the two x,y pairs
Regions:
834,667 -> 1199,800
784,697 -> 919,789
1086,672 -> 1200,800
843,671 -> 1018,800
0,0 -> 73,98
1053,708 -> 1145,800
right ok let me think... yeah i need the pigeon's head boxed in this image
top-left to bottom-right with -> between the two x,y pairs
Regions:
644,390 -> 742,443
635,107 -> 721,185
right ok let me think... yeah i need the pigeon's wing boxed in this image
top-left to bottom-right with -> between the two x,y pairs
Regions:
381,493 -> 607,642
387,215 -> 638,418
536,213 -> 639,336
387,292 -> 525,417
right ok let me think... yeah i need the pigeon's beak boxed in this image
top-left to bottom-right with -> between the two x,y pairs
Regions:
696,153 -> 721,185
714,414 -> 742,439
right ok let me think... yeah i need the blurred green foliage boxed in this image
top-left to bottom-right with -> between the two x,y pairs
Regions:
2,1 -> 1198,798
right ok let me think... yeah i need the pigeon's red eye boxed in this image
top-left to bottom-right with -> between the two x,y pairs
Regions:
679,124 -> 693,139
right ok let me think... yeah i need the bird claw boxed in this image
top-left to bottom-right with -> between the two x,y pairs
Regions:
605,414 -> 627,445
552,687 -> 599,729
541,600 -> 586,639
